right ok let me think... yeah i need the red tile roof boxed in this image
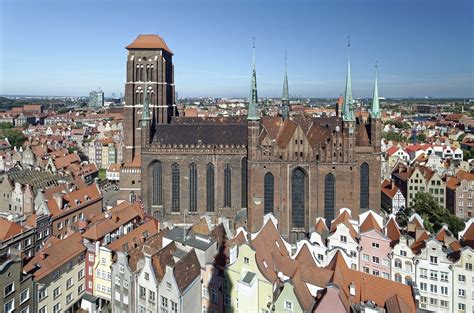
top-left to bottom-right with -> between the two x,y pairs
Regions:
82,201 -> 143,241
359,212 -> 382,234
24,233 -> 86,281
107,218 -> 160,251
126,34 -> 173,54
0,218 -> 25,241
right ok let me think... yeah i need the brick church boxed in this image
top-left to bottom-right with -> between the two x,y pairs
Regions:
120,34 -> 381,242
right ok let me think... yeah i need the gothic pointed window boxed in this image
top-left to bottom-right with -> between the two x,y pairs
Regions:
292,168 -> 306,228
171,163 -> 180,212
152,161 -> 162,206
324,173 -> 335,220
360,162 -> 369,211
224,164 -> 232,207
241,157 -> 248,208
206,163 -> 215,212
189,163 -> 197,212
264,172 -> 274,214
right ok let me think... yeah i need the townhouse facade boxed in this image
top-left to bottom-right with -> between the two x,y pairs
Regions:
24,233 -> 86,313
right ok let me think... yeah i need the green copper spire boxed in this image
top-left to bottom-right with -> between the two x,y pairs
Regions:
247,38 -> 259,121
371,61 -> 380,119
282,52 -> 289,101
343,37 -> 355,122
281,51 -> 290,119
141,82 -> 150,127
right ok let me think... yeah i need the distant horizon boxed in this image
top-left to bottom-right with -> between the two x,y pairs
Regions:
1,0 -> 473,98
1,94 -> 473,101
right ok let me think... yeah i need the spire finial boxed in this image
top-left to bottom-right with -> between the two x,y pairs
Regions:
247,38 -> 259,121
342,36 -> 355,122
281,50 -> 290,119
252,37 -> 256,67
371,60 -> 380,119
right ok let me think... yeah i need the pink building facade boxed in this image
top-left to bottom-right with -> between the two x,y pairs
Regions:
359,229 -> 392,279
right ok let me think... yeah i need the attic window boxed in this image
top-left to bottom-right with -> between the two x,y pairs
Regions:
263,260 -> 268,269
75,199 -> 80,205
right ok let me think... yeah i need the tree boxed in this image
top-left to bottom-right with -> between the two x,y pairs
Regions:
1,128 -> 26,148
383,131 -> 406,143
414,133 -> 427,143
411,192 -> 465,236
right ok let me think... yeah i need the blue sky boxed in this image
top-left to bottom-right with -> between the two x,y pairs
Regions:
0,0 -> 473,98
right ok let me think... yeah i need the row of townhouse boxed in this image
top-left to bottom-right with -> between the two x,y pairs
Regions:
292,207 -> 474,313
225,214 -> 418,312
84,138 -> 123,170
385,163 -> 474,218
109,216 -> 226,313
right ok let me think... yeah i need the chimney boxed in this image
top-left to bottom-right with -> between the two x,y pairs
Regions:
52,192 -> 63,209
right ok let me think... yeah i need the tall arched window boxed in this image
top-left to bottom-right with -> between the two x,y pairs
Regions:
324,173 -> 335,220
360,163 -> 369,211
171,163 -> 180,212
241,157 -> 248,208
224,164 -> 232,207
264,172 -> 274,214
292,168 -> 306,228
135,66 -> 140,82
146,66 -> 150,82
206,163 -> 215,212
152,161 -> 162,206
189,163 -> 197,212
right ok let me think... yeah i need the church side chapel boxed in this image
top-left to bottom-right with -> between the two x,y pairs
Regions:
120,35 -> 381,242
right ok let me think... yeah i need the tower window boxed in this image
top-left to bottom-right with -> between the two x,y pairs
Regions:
206,163 -> 215,212
171,163 -> 180,212
189,163 -> 197,212
324,173 -> 335,220
152,161 -> 162,206
224,164 -> 232,207
264,172 -> 274,214
241,158 -> 247,208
